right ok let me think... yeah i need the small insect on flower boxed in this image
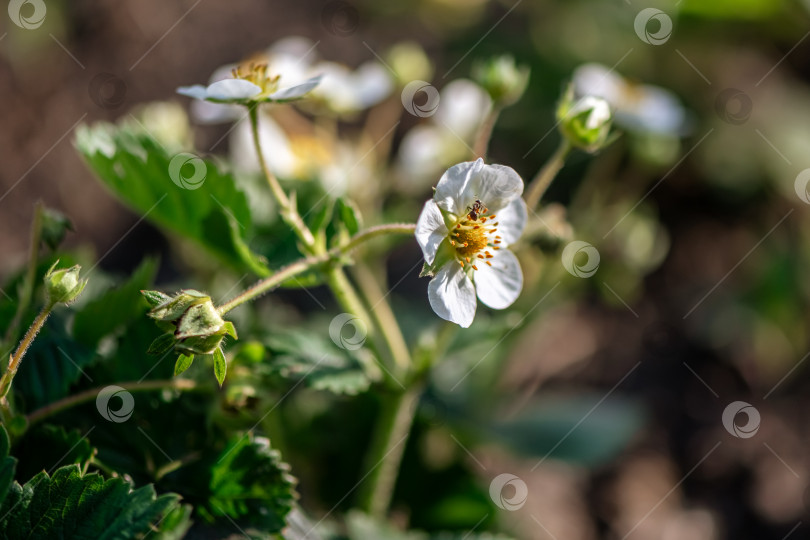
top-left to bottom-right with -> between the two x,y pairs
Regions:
467,199 -> 486,221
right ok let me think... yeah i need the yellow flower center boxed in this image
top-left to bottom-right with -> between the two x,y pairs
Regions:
448,201 -> 502,271
231,63 -> 280,96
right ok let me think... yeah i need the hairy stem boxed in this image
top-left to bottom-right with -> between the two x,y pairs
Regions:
217,223 -> 415,315
524,139 -> 571,209
0,304 -> 53,399
357,384 -> 422,518
26,378 -> 200,426
248,105 -> 316,248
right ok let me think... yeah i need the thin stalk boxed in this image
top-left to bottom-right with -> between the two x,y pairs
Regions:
217,223 -> 415,315
248,105 -> 316,248
26,378 -> 200,426
3,203 -> 44,349
472,105 -> 502,160
357,384 -> 422,518
524,139 -> 571,209
0,304 -> 53,399
351,262 -> 411,376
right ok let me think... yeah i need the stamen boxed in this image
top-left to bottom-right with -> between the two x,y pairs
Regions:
477,254 -> 484,259
472,264 -> 478,270
486,261 -> 492,266
489,215 -> 496,220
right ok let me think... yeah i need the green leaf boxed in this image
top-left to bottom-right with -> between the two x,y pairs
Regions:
15,315 -> 96,408
0,465 -> 183,539
148,333 -> 176,355
309,198 -> 334,233
335,197 -> 362,236
266,328 -> 374,395
213,347 -> 227,386
174,353 -> 194,376
72,258 -> 158,347
75,122 -> 269,276
491,394 -> 645,466
203,434 -> 297,533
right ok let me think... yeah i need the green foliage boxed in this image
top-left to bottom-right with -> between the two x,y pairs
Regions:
75,122 -> 269,276
14,314 -> 96,409
266,328 -> 375,395
73,258 -> 158,347
2,468 -> 179,537
491,394 -> 644,466
202,434 -> 297,534
0,427 -> 17,508
0,464 -> 185,539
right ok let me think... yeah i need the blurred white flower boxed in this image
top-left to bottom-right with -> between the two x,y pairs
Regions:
416,159 -> 527,327
310,60 -> 393,115
177,63 -> 321,105
184,36 -> 393,123
397,79 -> 492,191
557,90 -> 614,152
572,63 -> 686,135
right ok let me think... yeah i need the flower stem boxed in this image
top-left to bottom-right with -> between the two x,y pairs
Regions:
524,139 -> 571,209
357,384 -> 422,518
0,303 -> 53,399
248,105 -> 316,248
351,262 -> 411,376
26,378 -> 199,426
473,105 -> 502,160
217,223 -> 415,315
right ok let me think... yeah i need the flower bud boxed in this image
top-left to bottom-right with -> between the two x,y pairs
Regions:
387,42 -> 434,85
472,55 -> 530,106
557,87 -> 613,153
145,290 -> 238,357
44,262 -> 87,305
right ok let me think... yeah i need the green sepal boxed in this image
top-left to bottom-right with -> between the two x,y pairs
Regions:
213,347 -> 227,387
175,334 -> 223,356
140,290 -> 171,308
147,333 -> 176,355
148,290 -> 208,322
221,321 -> 238,340
174,354 -> 194,376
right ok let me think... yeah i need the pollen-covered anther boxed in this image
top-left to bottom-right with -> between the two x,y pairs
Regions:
472,265 -> 479,270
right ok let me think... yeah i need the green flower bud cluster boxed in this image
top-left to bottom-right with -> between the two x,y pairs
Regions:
472,55 -> 530,107
44,262 -> 87,306
557,86 -> 614,153
142,289 -> 236,385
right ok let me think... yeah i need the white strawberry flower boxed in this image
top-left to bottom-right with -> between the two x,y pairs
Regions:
415,159 -> 527,328
177,63 -> 321,105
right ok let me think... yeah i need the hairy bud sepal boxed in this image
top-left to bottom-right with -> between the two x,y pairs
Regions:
44,262 -> 88,306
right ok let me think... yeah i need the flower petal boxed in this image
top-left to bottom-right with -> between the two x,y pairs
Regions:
176,85 -> 210,100
474,249 -> 522,310
269,75 -> 323,101
434,159 -> 484,215
468,163 -> 524,213
206,79 -> 263,101
494,197 -> 527,246
415,200 -> 449,264
428,263 -> 477,328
